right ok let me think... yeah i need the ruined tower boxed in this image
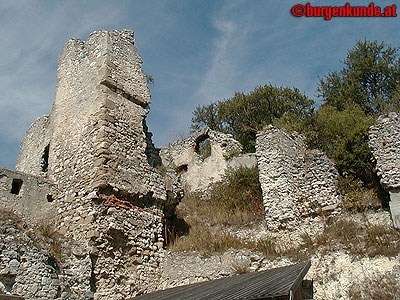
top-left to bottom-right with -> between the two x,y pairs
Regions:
15,30 -> 169,300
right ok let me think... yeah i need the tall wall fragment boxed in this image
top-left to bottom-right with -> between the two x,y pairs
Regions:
7,30 -> 169,300
48,30 -> 165,199
160,128 -> 256,195
256,125 -> 342,231
369,112 -> 400,228
16,116 -> 52,177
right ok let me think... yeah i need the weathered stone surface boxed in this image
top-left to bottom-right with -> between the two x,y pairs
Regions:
0,167 -> 58,223
256,125 -> 342,231
45,30 -> 165,200
3,30 -> 169,300
0,209 -> 92,300
369,112 -> 400,189
160,128 -> 256,194
369,112 -> 400,228
16,116 -> 52,177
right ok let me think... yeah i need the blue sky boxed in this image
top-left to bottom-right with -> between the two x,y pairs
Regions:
0,0 -> 398,169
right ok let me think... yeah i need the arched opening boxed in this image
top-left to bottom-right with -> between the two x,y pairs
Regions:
194,134 -> 211,159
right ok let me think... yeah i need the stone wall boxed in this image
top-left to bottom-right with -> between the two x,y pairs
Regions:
369,112 -> 400,228
0,208 -> 92,300
47,30 -> 165,200
0,167 -> 58,222
160,128 -> 256,194
48,30 -> 167,299
256,125 -> 342,231
53,191 -> 166,300
16,115 -> 52,177
6,30 -> 170,300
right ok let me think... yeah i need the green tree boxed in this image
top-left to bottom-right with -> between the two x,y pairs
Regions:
191,102 -> 223,132
316,40 -> 400,189
315,104 -> 375,182
318,40 -> 400,114
191,85 -> 314,152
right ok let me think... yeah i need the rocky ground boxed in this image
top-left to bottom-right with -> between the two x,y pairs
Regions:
166,208 -> 400,300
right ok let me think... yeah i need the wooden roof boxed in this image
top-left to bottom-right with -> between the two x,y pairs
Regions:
129,261 -> 311,300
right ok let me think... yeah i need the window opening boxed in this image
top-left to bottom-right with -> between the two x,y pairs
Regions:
11,179 -> 23,195
195,134 -> 211,159
176,164 -> 188,175
41,144 -> 50,173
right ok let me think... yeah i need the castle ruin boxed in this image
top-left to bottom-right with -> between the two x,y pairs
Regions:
1,30 -> 176,300
1,29 -> 399,300
159,128 -> 257,195
256,125 -> 342,231
369,112 -> 400,228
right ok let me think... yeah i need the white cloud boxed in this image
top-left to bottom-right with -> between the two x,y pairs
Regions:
0,1 -> 126,167
1,0 -> 399,167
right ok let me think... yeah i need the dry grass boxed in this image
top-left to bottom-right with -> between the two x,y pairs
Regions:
34,221 -> 63,263
171,166 -> 399,262
349,271 -> 400,300
231,260 -> 250,274
176,167 -> 264,228
172,215 -> 400,262
287,218 -> 400,260
171,225 -> 248,257
0,208 -> 23,232
337,176 -> 387,211
170,167 -> 264,254
253,239 -> 281,260
0,208 -> 64,264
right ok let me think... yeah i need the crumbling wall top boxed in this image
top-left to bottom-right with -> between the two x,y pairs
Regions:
59,29 -> 150,106
369,112 -> 400,189
159,128 -> 244,193
160,128 -> 242,167
16,115 -> 51,177
46,29 -> 166,201
256,125 -> 342,231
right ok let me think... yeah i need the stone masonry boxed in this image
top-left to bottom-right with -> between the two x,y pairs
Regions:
256,125 -> 342,231
0,167 -> 58,223
16,116 -> 51,178
2,30 -> 173,300
0,207 -> 92,299
160,128 -> 257,195
369,112 -> 400,228
4,28 -> 396,300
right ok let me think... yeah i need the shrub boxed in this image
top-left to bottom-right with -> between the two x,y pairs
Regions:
208,166 -> 264,217
224,149 -> 242,160
338,176 -> 386,212
175,167 -> 264,228
0,208 -> 23,232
